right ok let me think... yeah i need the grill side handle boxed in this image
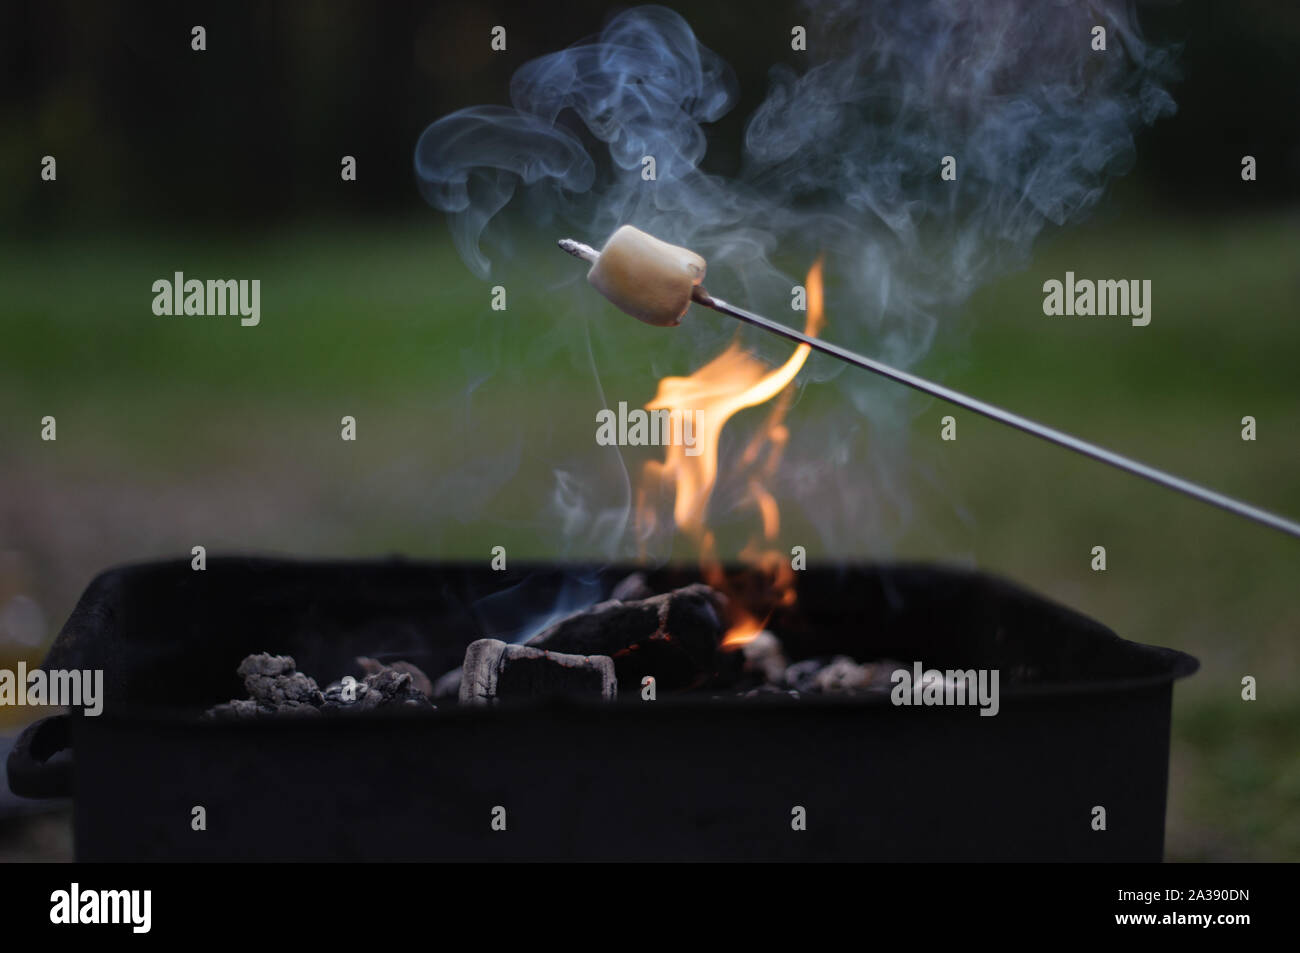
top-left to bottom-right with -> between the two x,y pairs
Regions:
6,714 -> 72,799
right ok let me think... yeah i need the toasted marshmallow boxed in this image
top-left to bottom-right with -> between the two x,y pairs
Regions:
586,225 -> 706,327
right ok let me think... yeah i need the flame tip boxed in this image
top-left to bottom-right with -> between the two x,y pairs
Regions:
636,260 -> 825,647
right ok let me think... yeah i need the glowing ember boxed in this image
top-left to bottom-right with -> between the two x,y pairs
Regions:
637,259 -> 825,646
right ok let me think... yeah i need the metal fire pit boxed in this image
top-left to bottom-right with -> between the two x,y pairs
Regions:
8,556 -> 1197,861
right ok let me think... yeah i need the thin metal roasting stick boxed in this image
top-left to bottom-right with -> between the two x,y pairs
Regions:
559,237 -> 1300,540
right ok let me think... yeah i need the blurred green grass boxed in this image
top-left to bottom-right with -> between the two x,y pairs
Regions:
1,210 -> 1297,859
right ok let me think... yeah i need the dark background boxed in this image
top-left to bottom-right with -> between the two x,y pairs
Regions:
2,0 -> 1299,232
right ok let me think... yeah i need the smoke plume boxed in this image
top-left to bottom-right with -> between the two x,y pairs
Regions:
414,0 -> 1175,558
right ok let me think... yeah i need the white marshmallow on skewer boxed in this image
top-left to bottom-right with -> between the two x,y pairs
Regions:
585,225 -> 706,327
556,228 -> 1300,540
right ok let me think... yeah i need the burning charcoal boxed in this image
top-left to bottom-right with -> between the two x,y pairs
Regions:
460,638 -> 616,705
431,667 -> 463,702
356,657 -> 434,698
526,584 -> 725,691
609,572 -> 655,603
740,630 -> 788,685
237,653 -> 323,709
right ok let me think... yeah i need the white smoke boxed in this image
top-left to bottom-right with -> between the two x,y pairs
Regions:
415,0 -> 1176,559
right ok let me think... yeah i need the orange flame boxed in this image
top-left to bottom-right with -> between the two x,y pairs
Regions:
636,258 -> 825,647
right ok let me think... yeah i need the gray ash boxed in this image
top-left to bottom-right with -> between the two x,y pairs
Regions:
205,653 -> 434,720
322,666 -> 432,712
782,655 -> 902,696
238,653 -> 323,710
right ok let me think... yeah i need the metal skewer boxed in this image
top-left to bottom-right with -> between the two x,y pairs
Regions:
560,237 -> 1300,540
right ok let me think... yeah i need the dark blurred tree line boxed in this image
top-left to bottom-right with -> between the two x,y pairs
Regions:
1,0 -> 1296,235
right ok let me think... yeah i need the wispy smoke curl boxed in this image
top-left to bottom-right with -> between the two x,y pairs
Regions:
415,0 -> 1175,556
